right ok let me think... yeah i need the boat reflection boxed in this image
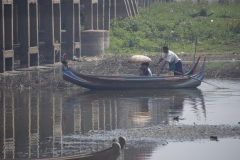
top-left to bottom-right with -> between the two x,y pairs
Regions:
78,89 -> 206,128
0,88 -> 205,159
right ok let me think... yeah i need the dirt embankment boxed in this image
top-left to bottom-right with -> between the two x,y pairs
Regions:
0,54 -> 240,89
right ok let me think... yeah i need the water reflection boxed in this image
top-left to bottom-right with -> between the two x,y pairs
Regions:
80,89 -> 205,128
0,89 -> 15,159
0,88 -> 206,159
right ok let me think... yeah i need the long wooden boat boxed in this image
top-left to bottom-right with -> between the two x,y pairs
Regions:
13,137 -> 125,160
62,57 -> 206,90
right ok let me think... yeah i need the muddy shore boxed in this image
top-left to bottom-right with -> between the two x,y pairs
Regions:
0,54 -> 240,89
63,124 -> 240,144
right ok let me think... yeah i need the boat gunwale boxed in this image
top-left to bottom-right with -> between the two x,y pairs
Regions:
69,69 -> 197,82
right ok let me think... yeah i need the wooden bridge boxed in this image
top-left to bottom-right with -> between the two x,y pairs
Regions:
0,0 -> 160,73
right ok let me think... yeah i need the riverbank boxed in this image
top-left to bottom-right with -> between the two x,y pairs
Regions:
0,54 -> 240,89
69,124 -> 240,143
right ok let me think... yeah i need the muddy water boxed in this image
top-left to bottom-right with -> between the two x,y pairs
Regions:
150,139 -> 240,160
0,79 -> 239,159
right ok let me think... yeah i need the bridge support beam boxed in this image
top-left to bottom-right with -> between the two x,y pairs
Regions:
0,0 -> 14,73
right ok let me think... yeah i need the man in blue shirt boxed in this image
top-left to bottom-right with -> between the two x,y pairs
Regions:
138,62 -> 152,76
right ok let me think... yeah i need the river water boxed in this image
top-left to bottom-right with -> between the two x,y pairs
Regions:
0,79 -> 239,159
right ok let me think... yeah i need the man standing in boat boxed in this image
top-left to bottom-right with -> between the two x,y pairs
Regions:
155,46 -> 184,76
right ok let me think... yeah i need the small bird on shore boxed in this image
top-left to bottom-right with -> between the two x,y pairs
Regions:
210,136 -> 218,141
173,116 -> 179,121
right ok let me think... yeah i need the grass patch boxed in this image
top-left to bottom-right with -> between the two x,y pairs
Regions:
206,61 -> 239,69
108,1 -> 240,55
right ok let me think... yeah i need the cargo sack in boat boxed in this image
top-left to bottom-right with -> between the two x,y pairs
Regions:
169,61 -> 175,71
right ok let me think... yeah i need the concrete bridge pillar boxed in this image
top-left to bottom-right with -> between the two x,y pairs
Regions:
98,0 -> 109,48
103,30 -> 109,48
81,30 -> 104,56
93,1 -> 98,30
137,0 -> 142,8
81,0 -> 105,56
81,0 -> 93,30
134,0 -> 139,14
116,0 -> 129,18
0,0 -> 14,73
110,0 -> 116,19
74,0 -> 81,58
18,0 -> 39,68
146,0 -> 149,7
103,0 -> 110,48
141,0 -> 146,8
128,0 -> 135,17
98,0 -> 104,30
126,0 -> 132,17
104,0 -> 110,30
61,0 -> 81,59
40,0 -> 61,64
139,0 -> 145,8
129,0 -> 138,16
13,1 -> 19,45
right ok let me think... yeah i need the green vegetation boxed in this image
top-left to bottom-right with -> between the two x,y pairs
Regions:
107,1 -> 240,54
206,61 -> 238,69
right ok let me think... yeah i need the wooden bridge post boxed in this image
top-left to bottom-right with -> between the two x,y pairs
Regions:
18,0 -> 39,68
0,0 -> 14,73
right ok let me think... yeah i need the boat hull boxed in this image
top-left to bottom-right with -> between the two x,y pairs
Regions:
62,57 -> 205,90
63,73 -> 203,90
